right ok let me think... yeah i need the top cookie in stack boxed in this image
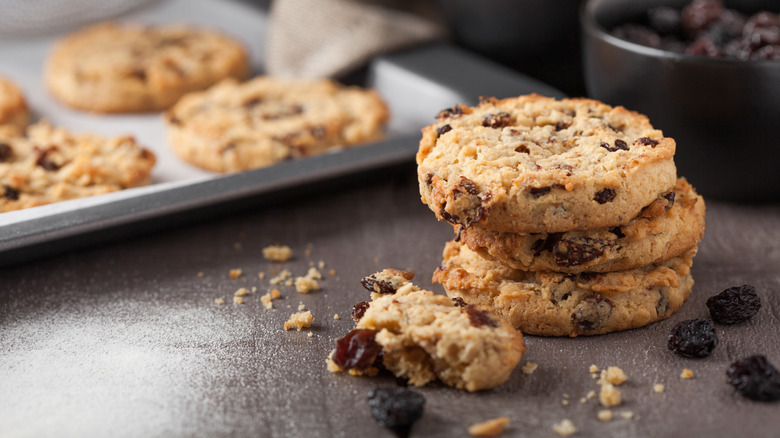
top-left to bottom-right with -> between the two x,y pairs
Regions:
417,94 -> 705,337
417,94 -> 677,233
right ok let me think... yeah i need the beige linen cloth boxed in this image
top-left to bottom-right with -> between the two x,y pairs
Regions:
267,0 -> 445,78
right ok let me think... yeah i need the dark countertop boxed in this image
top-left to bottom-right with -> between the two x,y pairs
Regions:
2,165 -> 779,437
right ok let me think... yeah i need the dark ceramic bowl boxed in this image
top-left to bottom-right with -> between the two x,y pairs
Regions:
582,0 -> 780,202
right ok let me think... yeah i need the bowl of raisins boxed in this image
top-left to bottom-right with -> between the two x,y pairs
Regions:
582,0 -> 780,202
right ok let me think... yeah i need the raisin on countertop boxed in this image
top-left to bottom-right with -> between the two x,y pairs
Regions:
706,284 -> 761,325
668,319 -> 718,358
727,355 -> 780,402
332,329 -> 381,371
367,387 -> 425,436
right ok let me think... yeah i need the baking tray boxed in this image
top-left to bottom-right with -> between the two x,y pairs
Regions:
0,0 -> 563,266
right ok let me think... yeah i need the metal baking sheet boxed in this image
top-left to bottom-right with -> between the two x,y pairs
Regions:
0,0 -> 563,265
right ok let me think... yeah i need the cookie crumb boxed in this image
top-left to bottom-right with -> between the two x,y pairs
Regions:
272,288 -> 281,299
229,268 -> 242,278
214,298 -> 225,305
258,272 -> 266,279
197,272 -> 204,278
233,296 -> 244,305
333,314 -> 340,320
374,257 -> 379,263
620,411 -> 635,420
329,269 -> 336,276
521,362 -> 538,375
468,417 -> 509,437
307,332 -> 314,338
586,390 -> 596,399
284,311 -> 313,331
653,383 -> 665,393
270,269 -> 292,286
680,368 -> 694,379
561,399 -> 569,406
263,244 -> 293,262
298,303 -> 306,311
589,364 -> 599,373
261,293 -> 274,309
599,383 -> 622,407
597,410 -> 613,422
579,397 -> 587,404
552,419 -> 577,437
234,287 -> 250,297
318,260 -> 325,269
295,267 -> 322,293
602,366 -> 627,386
304,244 -> 312,257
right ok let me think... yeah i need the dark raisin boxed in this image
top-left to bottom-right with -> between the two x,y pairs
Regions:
309,126 -> 326,139
656,292 -> 670,316
706,284 -> 761,325
681,0 -> 724,38
454,226 -> 463,242
482,112 -> 512,129
34,147 -> 60,171
465,305 -> 498,328
531,233 -> 562,256
514,145 -> 529,153
332,329 -> 382,371
440,210 -> 460,225
726,355 -> 780,402
578,272 -> 598,281
601,140 -> 628,152
436,124 -> 452,137
360,270 -> 414,295
452,297 -> 467,307
662,191 -> 676,210
529,186 -> 552,197
2,185 -> 19,201
352,301 -> 371,323
572,296 -> 613,332
425,173 -> 434,185
668,319 -> 718,358
167,115 -> 182,126
636,137 -> 659,147
686,37 -> 723,57
243,97 -> 262,107
436,106 -> 463,119
458,176 -> 479,195
612,24 -> 662,48
610,227 -> 626,238
0,142 -> 12,161
552,239 -> 605,267
648,6 -> 682,35
594,188 -> 617,204
367,387 -> 425,436
555,120 -> 570,131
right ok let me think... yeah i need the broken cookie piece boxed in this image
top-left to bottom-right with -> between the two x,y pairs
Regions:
328,270 -> 526,392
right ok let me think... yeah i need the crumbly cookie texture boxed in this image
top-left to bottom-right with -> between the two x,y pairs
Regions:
458,178 -> 705,273
45,21 -> 249,113
164,76 -> 389,172
433,240 -> 696,337
328,269 -> 525,392
0,122 -> 156,212
0,76 -> 28,131
417,94 -> 677,233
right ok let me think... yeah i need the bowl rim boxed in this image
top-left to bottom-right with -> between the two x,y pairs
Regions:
580,0 -> 780,66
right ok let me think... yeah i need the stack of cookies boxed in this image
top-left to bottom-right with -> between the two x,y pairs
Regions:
418,94 -> 705,337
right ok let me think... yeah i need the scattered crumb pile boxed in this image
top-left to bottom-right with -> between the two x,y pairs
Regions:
284,311 -> 313,331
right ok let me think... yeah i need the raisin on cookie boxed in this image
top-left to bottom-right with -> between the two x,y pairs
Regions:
458,178 -> 705,273
417,94 -> 677,233
0,122 -> 155,212
328,269 -> 525,391
433,240 -> 696,337
45,22 -> 249,113
164,76 -> 389,172
0,76 -> 28,131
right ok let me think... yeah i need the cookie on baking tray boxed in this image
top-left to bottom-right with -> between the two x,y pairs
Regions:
0,121 -> 156,213
0,76 -> 28,131
417,94 -> 677,233
328,269 -> 525,392
457,178 -> 705,273
45,21 -> 249,113
164,76 -> 389,172
433,240 -> 696,337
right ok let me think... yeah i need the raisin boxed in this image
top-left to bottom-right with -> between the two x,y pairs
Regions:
572,296 -> 613,331
636,137 -> 659,147
531,233 -> 562,256
367,388 -> 425,436
465,305 -> 498,328
555,120 -> 570,131
451,297 -> 467,307
482,112 -> 512,129
648,6 -> 682,35
552,239 -> 605,267
686,37 -> 722,57
425,173 -> 434,185
662,191 -> 676,210
34,147 -> 60,171
726,355 -> 780,402
706,284 -> 761,325
612,24 -> 662,48
352,301 -> 371,323
601,140 -> 628,152
681,0 -> 724,37
529,186 -> 552,197
440,210 -> 459,225
435,124 -> 451,137
514,145 -> 529,153
436,106 -> 463,119
668,319 -> 718,358
332,329 -> 382,371
360,270 -> 414,295
0,142 -> 12,161
594,188 -> 617,204
458,176 -> 479,195
610,227 -> 625,238
309,126 -> 326,139
243,97 -> 262,107
129,68 -> 147,81
2,185 -> 19,201
656,292 -> 670,316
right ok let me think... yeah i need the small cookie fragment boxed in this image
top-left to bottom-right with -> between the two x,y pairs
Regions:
552,419 -> 577,437
263,244 -> 293,262
680,368 -> 695,379
261,289 -> 281,309
214,298 -> 225,305
468,417 -> 509,437
597,410 -> 613,422
521,362 -> 538,375
599,383 -> 622,407
284,311 -> 313,331
295,267 -> 322,293
654,383 -> 665,393
601,366 -> 628,386
229,268 -> 242,278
